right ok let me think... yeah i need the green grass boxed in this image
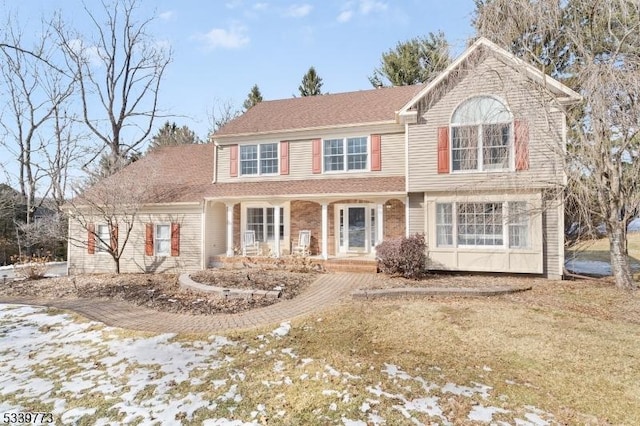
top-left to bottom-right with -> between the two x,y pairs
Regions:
566,231 -> 640,265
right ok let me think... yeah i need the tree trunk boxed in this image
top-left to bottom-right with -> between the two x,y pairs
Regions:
114,257 -> 120,274
609,224 -> 635,289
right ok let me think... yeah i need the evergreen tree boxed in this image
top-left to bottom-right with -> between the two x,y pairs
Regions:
148,121 -> 200,152
243,84 -> 263,110
369,32 -> 451,87
298,66 -> 323,96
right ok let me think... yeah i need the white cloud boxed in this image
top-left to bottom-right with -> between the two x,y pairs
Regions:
158,10 -> 174,21
359,0 -> 388,14
284,4 -> 313,18
199,24 -> 250,50
226,0 -> 243,9
253,2 -> 268,11
336,10 -> 353,23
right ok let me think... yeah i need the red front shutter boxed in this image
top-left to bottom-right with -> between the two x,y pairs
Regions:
145,223 -> 154,256
229,144 -> 239,177
312,138 -> 322,174
110,225 -> 119,252
370,134 -> 382,171
515,120 -> 530,171
171,223 -> 180,257
87,223 -> 95,255
437,126 -> 450,174
280,141 -> 289,175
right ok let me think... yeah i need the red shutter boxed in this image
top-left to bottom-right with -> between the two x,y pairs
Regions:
515,120 -> 530,171
110,225 -> 118,252
229,145 -> 238,177
370,134 -> 382,171
87,223 -> 95,255
280,141 -> 289,175
145,223 -> 154,256
311,138 -> 322,174
171,223 -> 180,257
437,126 -> 450,174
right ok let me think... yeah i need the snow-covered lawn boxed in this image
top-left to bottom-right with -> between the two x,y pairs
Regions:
0,304 -> 560,425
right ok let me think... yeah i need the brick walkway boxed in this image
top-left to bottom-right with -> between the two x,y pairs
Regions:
0,273 -> 373,334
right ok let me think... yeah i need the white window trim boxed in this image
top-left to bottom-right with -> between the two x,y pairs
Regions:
239,142 -> 279,177
322,136 -> 370,174
434,201 -> 530,250
96,224 -> 110,253
155,223 -> 171,257
450,123 -> 514,173
244,206 -> 286,242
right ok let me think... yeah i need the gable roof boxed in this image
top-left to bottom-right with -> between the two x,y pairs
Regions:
398,37 -> 582,116
214,84 -> 422,138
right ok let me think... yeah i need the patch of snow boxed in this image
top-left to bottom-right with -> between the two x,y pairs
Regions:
325,364 -> 341,377
442,382 -> 492,399
404,397 -> 444,419
360,402 -> 371,412
368,412 -> 386,425
329,402 -> 337,411
565,259 -> 611,276
281,348 -> 298,358
468,405 -> 509,422
271,322 -> 291,337
61,408 -> 97,423
342,418 -> 367,425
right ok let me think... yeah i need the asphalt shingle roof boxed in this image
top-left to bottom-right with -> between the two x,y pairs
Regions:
214,85 -> 422,137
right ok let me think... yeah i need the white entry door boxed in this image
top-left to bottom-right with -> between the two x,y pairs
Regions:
338,205 -> 376,254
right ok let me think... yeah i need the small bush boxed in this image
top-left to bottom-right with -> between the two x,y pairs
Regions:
11,254 -> 51,280
375,234 -> 428,279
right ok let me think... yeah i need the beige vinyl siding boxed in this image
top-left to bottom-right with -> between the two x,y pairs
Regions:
542,191 -> 563,279
216,126 -> 405,183
408,55 -> 565,193
204,201 -> 227,262
68,204 -> 203,274
407,192 -> 425,235
425,190 -> 544,274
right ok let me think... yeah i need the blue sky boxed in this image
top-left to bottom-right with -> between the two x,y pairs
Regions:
1,0 -> 477,189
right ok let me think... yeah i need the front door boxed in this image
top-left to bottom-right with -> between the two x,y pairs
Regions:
338,205 -> 376,254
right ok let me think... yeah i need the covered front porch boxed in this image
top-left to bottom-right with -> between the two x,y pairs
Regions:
201,194 -> 406,264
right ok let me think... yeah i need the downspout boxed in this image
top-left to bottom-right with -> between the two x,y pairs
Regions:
405,121 -> 410,237
66,210 -> 71,275
201,200 -> 207,270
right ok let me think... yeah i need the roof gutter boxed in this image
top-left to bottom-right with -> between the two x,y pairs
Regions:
212,120 -> 399,141
212,142 -> 219,184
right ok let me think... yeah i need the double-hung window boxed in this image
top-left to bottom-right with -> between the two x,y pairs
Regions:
323,137 -> 368,172
155,224 -> 171,256
240,143 -> 278,175
451,96 -> 512,172
96,224 -> 110,252
246,207 -> 284,242
435,201 -> 530,249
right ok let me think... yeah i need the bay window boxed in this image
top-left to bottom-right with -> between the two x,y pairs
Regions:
435,201 -> 530,249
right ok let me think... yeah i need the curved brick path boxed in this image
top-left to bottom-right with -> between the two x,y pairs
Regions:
0,273 -> 373,334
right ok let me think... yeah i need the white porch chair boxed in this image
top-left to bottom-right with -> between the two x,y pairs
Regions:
242,230 -> 260,256
292,230 -> 311,256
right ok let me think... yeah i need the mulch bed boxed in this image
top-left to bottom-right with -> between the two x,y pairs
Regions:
0,269 -> 317,316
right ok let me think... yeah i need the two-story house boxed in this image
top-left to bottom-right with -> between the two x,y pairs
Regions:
67,38 -> 580,279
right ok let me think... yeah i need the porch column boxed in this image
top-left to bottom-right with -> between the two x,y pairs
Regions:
273,205 -> 281,257
321,203 -> 328,260
376,203 -> 384,246
226,203 -> 234,257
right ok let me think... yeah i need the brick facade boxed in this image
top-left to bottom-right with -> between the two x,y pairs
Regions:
290,200 -> 322,255
383,198 -> 405,240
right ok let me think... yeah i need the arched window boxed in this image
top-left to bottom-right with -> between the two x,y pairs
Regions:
450,96 -> 513,171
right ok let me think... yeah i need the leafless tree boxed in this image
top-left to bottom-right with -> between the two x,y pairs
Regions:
208,98 -> 241,136
475,0 -> 640,289
0,15 -> 76,224
54,0 -> 172,176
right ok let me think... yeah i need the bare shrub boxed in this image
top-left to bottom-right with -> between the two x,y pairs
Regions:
11,254 -> 51,280
376,234 -> 428,279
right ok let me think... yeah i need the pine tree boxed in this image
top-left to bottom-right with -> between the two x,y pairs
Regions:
369,32 -> 451,87
298,66 -> 323,96
243,84 -> 263,110
147,121 -> 200,152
